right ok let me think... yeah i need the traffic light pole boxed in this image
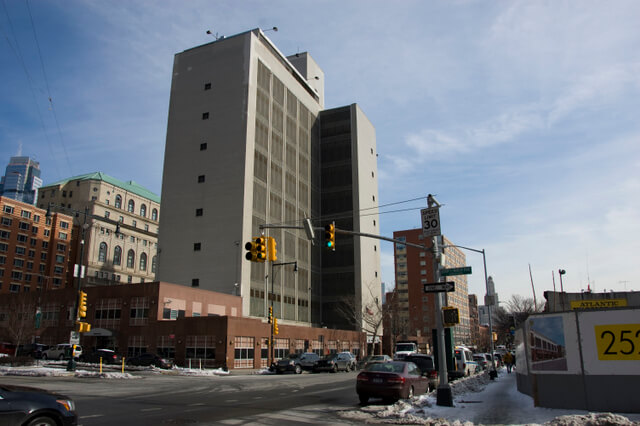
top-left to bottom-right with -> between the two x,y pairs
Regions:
269,261 -> 297,367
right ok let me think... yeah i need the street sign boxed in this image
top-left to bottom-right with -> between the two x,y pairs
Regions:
421,207 -> 441,237
424,281 -> 455,293
440,266 -> 472,276
69,331 -> 80,345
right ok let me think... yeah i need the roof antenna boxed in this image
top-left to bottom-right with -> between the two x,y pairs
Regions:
206,30 -> 224,40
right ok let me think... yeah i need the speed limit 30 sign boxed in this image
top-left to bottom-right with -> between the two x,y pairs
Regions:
421,207 -> 441,237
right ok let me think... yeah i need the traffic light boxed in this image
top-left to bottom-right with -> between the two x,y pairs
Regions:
442,306 -> 460,326
268,306 -> 273,323
273,317 -> 279,335
78,291 -> 88,318
268,236 -> 277,262
245,237 -> 267,262
77,322 -> 91,333
324,222 -> 335,251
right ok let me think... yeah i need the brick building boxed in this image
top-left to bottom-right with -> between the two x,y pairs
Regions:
0,281 -> 364,369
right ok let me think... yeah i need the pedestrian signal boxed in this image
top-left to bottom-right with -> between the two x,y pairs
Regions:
442,306 -> 459,326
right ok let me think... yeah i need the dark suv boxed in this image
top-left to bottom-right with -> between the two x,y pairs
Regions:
403,354 -> 439,391
276,352 -> 320,374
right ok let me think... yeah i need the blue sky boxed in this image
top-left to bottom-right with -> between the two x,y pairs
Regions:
2,0 -> 639,304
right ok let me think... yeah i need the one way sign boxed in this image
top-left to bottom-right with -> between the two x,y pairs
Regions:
423,281 -> 455,293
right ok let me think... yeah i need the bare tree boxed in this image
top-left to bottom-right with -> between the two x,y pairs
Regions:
1,292 -> 35,356
493,294 -> 544,346
334,281 -> 388,354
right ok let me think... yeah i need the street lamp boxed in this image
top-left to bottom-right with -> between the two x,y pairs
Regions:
269,260 -> 297,366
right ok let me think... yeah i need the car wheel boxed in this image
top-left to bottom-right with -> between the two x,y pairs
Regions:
358,394 -> 369,405
407,386 -> 415,399
42,354 -> 48,360
58,354 -> 65,360
332,364 -> 338,373
295,365 -> 302,374
26,415 -> 57,426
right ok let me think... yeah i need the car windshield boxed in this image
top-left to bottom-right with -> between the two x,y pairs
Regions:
365,362 -> 405,373
325,353 -> 339,360
286,354 -> 300,360
370,355 -> 386,361
396,344 -> 414,352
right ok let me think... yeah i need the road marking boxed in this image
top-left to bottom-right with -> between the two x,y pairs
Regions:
140,408 -> 162,412
80,414 -> 104,419
189,403 -> 206,406
225,399 -> 239,403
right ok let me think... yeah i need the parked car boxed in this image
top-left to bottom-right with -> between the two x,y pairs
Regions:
473,353 -> 489,371
126,353 -> 173,369
81,349 -> 123,365
0,342 -> 16,357
313,352 -> 356,373
42,344 -> 83,360
403,354 -> 439,391
364,354 -> 392,368
16,343 -> 49,359
276,352 -> 320,374
0,383 -> 77,426
450,346 -> 478,378
356,360 -> 430,404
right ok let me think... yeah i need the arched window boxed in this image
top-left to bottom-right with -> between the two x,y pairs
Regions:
151,255 -> 157,273
140,253 -> 147,271
115,195 -> 122,209
98,242 -> 108,262
151,208 -> 158,221
140,204 -> 147,217
113,246 -> 122,265
127,249 -> 135,268
127,199 -> 135,213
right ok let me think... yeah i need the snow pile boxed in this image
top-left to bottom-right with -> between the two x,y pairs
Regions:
545,413 -> 638,426
0,365 -> 137,379
173,367 -> 230,376
338,371 -> 640,426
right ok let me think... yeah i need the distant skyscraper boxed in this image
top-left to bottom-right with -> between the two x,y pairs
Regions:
0,156 -> 42,205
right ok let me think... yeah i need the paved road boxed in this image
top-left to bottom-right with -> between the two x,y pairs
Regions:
1,370 -> 362,425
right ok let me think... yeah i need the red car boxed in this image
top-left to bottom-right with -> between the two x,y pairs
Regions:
356,361 -> 430,404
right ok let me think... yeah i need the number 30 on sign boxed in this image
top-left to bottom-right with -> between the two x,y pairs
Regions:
594,324 -> 640,360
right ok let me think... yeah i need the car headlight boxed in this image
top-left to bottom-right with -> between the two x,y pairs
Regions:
289,360 -> 295,365
57,399 -> 75,412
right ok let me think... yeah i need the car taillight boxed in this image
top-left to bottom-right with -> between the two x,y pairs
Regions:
429,371 -> 438,378
357,374 -> 369,382
387,375 -> 405,384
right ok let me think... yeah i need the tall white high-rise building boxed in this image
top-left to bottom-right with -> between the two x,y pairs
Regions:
0,156 -> 42,205
157,29 -> 381,330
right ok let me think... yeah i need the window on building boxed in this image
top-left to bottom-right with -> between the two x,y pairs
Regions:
127,200 -> 135,213
139,253 -> 147,271
151,256 -> 157,273
195,208 -> 203,216
127,249 -> 135,268
197,175 -> 205,183
200,142 -> 207,150
3,206 -> 13,214
140,204 -> 147,217
104,211 -> 110,219
115,195 -> 122,209
98,242 -> 108,262
192,278 -> 199,287
132,220 -> 137,228
60,221 -> 69,229
194,243 -> 201,251
204,83 -> 211,90
58,232 -> 67,240
113,246 -> 122,265
21,210 -> 31,219
202,112 -> 209,120
151,208 -> 158,221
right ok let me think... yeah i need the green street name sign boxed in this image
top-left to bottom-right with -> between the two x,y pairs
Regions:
440,266 -> 472,277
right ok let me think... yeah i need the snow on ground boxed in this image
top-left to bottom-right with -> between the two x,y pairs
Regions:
339,368 -> 640,425
0,361 -> 229,379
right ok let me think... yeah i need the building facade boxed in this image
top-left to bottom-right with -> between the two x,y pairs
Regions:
0,282 -> 365,369
0,196 -> 73,294
0,156 -> 43,205
157,29 -> 381,331
393,229 -> 471,347
36,172 -> 160,286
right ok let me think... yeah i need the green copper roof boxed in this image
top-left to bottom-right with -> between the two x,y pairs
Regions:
43,172 -> 160,203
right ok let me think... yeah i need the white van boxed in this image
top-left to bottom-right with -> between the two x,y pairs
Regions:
452,346 -> 477,378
